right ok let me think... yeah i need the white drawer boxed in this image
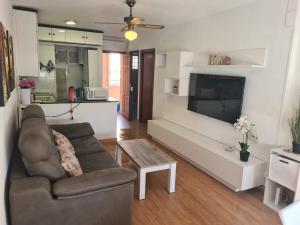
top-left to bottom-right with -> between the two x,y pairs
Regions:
269,154 -> 299,191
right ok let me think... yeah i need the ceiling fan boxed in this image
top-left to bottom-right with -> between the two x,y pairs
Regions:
94,0 -> 165,41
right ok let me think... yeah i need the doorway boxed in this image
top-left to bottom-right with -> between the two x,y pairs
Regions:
102,52 -> 122,101
102,52 -> 131,130
139,49 -> 155,123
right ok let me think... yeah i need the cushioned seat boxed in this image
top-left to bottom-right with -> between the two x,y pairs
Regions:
71,136 -> 105,156
78,152 -> 119,173
9,105 -> 136,225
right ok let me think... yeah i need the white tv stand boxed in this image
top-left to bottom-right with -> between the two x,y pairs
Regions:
148,119 -> 266,191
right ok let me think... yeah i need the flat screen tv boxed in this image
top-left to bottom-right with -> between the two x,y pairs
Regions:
188,74 -> 245,124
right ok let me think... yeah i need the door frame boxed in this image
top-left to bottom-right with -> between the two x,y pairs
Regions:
139,48 -> 155,123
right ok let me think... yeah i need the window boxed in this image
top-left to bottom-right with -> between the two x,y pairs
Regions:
109,53 -> 121,85
132,55 -> 139,69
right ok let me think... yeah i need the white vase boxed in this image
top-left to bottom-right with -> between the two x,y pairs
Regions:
20,88 -> 31,105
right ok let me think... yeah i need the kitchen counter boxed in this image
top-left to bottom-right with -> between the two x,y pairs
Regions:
33,97 -> 118,104
34,100 -> 118,139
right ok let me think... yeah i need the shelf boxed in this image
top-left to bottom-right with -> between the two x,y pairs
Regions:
264,177 -> 295,212
164,78 -> 189,97
193,65 -> 265,69
193,48 -> 267,69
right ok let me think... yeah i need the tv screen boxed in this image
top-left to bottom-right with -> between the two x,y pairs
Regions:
188,74 -> 245,124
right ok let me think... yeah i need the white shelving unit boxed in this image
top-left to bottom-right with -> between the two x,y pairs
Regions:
157,48 -> 267,97
148,119 -> 266,191
264,148 -> 300,211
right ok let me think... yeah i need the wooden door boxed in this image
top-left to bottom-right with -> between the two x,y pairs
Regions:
120,54 -> 130,119
129,51 -> 139,121
139,49 -> 155,123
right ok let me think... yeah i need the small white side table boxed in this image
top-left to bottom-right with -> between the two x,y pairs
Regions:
264,148 -> 300,211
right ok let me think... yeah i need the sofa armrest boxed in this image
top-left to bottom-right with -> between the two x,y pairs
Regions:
49,123 -> 95,139
10,177 -> 52,202
53,168 -> 137,199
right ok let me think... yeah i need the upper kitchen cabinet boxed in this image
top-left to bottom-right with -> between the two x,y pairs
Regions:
13,9 -> 39,77
65,29 -> 84,44
51,28 -> 66,42
38,26 -> 103,46
84,32 -> 103,46
38,26 -> 52,41
39,26 -> 66,42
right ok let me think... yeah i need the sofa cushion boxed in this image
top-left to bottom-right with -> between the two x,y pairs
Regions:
52,130 -> 83,177
71,136 -> 105,156
49,123 -> 95,140
18,118 -> 66,181
78,152 -> 118,173
22,105 -> 45,121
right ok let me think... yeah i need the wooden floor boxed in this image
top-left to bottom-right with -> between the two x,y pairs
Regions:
102,119 -> 281,225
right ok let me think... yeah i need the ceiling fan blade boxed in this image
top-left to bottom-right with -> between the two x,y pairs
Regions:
136,24 -> 165,29
121,25 -> 130,32
130,17 -> 144,25
94,21 -> 124,25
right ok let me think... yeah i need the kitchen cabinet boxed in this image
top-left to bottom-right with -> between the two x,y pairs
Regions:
51,28 -> 66,42
38,27 -> 52,41
38,26 -> 103,46
88,49 -> 101,87
38,27 -> 66,42
84,32 -> 103,45
65,30 -> 84,44
13,9 -> 39,77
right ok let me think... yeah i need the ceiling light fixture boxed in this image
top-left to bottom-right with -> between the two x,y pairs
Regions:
65,20 -> 77,25
124,29 -> 137,41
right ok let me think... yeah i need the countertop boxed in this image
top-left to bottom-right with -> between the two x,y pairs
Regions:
32,97 -> 118,104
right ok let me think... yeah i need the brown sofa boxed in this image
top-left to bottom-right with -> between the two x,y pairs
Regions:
8,105 -> 137,225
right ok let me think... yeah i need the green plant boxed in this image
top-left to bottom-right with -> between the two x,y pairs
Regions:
289,103 -> 300,144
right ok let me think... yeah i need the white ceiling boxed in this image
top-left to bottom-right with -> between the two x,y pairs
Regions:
12,0 -> 256,37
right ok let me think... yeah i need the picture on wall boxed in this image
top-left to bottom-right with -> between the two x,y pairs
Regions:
7,32 -> 15,91
0,22 -> 10,106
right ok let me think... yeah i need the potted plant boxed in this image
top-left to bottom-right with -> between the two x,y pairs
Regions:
234,116 -> 257,162
289,104 -> 300,154
19,79 -> 35,105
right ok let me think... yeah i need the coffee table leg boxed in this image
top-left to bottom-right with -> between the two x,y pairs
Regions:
168,163 -> 176,193
115,146 -> 123,166
138,168 -> 146,200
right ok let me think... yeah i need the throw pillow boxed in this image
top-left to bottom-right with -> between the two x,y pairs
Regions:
52,129 -> 83,177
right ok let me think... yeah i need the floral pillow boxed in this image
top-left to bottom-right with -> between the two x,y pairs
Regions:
52,129 -> 83,177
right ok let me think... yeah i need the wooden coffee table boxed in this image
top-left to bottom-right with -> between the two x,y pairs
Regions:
115,139 -> 177,200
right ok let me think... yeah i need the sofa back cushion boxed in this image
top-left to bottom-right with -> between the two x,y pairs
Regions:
18,118 -> 66,181
22,105 -> 45,121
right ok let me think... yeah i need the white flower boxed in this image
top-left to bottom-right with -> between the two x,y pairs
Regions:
234,115 -> 257,139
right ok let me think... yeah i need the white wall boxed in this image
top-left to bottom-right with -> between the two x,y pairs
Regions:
131,0 -> 297,160
278,0 -> 300,145
0,0 -> 19,224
